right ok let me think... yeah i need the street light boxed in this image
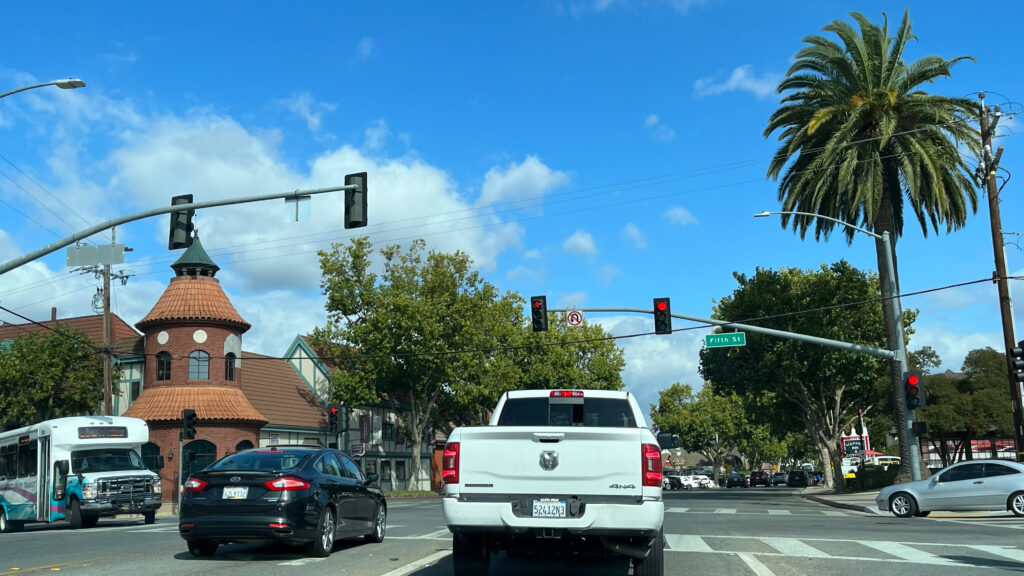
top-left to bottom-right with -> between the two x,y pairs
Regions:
0,78 -> 87,101
755,210 -> 921,481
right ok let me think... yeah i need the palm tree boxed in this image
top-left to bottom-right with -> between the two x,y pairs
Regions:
764,10 -> 981,482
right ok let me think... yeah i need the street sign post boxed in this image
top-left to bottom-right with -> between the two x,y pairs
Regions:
705,332 -> 746,348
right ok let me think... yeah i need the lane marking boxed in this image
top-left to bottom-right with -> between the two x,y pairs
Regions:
278,557 -> 327,566
737,552 -> 776,576
859,541 -> 960,566
767,510 -> 792,515
664,535 -> 713,552
714,508 -> 737,514
822,511 -> 849,516
666,507 -> 689,513
760,537 -> 829,558
965,544 -> 1024,563
378,550 -> 451,576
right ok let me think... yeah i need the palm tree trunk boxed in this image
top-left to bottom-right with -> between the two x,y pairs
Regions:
874,183 -> 913,483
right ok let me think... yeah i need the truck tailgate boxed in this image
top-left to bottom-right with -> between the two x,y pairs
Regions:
453,426 -> 645,497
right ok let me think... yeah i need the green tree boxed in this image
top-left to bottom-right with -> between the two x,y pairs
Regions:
699,261 -> 896,489
651,383 -> 745,486
764,10 -> 980,481
0,325 -> 104,424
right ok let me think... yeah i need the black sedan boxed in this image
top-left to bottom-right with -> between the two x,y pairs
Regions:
178,445 -> 386,557
725,472 -> 748,488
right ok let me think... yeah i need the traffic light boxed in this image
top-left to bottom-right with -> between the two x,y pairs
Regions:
328,404 -> 341,433
653,297 -> 672,335
182,408 -> 198,440
1011,341 -> 1024,383
344,172 -> 368,229
912,421 -> 929,435
168,194 -> 195,250
530,295 -> 548,332
903,371 -> 925,410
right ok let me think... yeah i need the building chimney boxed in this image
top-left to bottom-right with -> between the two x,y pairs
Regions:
51,307 -> 57,321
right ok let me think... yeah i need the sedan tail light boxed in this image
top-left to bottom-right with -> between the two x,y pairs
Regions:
642,443 -> 663,487
264,476 -> 311,491
184,478 -> 208,492
442,442 -> 459,484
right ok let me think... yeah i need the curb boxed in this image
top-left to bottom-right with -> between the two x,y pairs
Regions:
803,493 -> 884,516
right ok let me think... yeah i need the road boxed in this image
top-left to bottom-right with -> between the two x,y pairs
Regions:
4,487 -> 1024,575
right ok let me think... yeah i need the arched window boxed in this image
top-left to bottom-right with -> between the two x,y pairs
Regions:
141,442 -> 162,471
183,439 -> 217,477
188,351 -> 210,380
156,352 -> 172,381
235,439 -> 254,452
225,352 -> 237,381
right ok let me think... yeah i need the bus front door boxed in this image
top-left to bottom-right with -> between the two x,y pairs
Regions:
37,436 -> 50,522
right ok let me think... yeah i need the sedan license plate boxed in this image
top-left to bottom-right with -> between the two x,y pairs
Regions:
532,498 -> 566,518
222,486 -> 248,500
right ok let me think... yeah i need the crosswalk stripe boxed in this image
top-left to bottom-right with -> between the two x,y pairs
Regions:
760,537 -> 829,558
859,541 -> 960,566
767,510 -> 792,515
966,544 -> 1024,563
664,535 -> 713,552
666,507 -> 689,513
714,508 -> 737,514
822,511 -> 849,516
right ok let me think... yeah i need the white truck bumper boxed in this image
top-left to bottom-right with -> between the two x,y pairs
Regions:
443,497 -> 664,533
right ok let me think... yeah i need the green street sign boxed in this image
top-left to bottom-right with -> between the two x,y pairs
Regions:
705,332 -> 746,348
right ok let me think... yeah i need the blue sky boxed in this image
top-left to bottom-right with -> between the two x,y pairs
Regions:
1,1 -> 1022,419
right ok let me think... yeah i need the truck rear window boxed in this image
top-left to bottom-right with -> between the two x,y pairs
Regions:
496,397 -> 637,427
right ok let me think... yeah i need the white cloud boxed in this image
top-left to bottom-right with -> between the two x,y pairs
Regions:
597,265 -> 621,284
563,230 -> 597,256
364,120 -> 389,151
276,92 -> 337,131
558,292 -> 587,308
523,249 -> 543,260
665,206 -> 697,226
623,222 -> 647,249
507,265 -> 544,284
694,65 -> 781,100
644,114 -> 675,142
911,324 -> 1005,374
476,155 -> 570,208
355,37 -> 376,61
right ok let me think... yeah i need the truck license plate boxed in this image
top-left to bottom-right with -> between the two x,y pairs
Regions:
222,486 -> 248,500
532,499 -> 566,518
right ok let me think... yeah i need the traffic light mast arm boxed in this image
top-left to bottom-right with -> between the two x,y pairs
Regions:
0,184 -> 357,277
549,307 -> 897,360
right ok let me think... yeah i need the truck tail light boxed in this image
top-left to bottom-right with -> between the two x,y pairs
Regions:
442,442 -> 460,484
642,443 -> 663,487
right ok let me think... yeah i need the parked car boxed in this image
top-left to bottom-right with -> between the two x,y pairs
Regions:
786,469 -> 809,488
748,470 -> 771,487
725,472 -> 748,488
178,445 -> 387,557
772,472 -> 788,486
877,459 -> 1024,518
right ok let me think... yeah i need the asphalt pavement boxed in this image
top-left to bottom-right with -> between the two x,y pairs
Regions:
802,486 -> 884,515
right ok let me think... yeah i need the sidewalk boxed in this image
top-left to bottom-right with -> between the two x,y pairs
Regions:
801,486 -> 884,515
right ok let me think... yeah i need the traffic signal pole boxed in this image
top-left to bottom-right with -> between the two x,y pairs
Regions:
0,184 -> 359,277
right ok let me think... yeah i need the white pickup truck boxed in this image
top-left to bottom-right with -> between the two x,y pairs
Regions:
441,389 -> 665,576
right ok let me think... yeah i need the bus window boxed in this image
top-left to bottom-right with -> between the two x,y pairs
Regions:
18,438 -> 36,477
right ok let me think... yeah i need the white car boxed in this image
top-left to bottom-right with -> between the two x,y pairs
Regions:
876,459 -> 1024,517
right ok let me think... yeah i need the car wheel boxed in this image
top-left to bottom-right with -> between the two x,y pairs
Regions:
187,539 -> 218,557
365,503 -> 386,543
889,492 -> 918,518
1009,492 -> 1024,517
306,506 -> 336,557
453,534 -> 490,576
143,511 -> 156,525
632,531 -> 664,576
69,500 -> 84,529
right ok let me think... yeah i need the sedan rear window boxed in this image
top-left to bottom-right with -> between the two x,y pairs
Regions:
208,450 -> 310,471
496,397 -> 637,427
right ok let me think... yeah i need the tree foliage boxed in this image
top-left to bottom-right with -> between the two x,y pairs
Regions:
651,383 -> 745,485
698,261 -> 899,488
0,325 -> 104,425
310,237 -> 625,489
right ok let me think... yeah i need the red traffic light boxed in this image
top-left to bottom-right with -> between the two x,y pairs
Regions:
656,301 -> 667,311
907,374 -> 919,386
330,406 -> 339,414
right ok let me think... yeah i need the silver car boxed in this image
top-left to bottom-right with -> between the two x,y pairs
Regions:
876,459 -> 1024,518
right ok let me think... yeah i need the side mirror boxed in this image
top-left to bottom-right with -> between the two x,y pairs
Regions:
56,460 -> 69,475
155,455 -> 165,470
366,472 -> 379,485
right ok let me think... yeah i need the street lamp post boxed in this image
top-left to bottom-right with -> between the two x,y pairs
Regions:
755,210 -> 921,481
0,78 -> 86,100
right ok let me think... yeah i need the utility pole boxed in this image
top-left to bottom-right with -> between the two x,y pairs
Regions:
978,92 -> 1023,461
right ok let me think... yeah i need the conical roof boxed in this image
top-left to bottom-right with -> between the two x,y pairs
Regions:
171,232 -> 220,276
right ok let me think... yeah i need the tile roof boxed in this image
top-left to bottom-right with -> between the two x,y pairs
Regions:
241,352 -> 326,429
123,385 -> 268,423
136,275 -> 250,332
0,314 -> 141,348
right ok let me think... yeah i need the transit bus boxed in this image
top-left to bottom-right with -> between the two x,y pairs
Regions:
0,416 -> 163,532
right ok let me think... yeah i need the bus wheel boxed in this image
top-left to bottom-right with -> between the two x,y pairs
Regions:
143,511 -> 156,525
0,509 -> 18,533
69,500 -> 84,529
